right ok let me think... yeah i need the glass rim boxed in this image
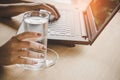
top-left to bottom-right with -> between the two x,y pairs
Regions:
23,10 -> 50,19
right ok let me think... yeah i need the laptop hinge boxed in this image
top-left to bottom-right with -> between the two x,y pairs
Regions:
83,11 -> 92,43
83,6 -> 98,43
79,11 -> 88,39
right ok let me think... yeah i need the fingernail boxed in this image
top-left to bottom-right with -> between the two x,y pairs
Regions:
55,17 -> 58,20
38,53 -> 45,58
42,46 -> 47,50
33,61 -> 38,64
37,33 -> 41,36
41,54 -> 45,58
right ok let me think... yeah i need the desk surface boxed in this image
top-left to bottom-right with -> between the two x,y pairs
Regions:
0,0 -> 120,80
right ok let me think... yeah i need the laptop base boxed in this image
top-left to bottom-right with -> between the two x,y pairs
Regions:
48,40 -> 76,47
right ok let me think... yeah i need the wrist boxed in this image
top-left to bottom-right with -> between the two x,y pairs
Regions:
25,3 -> 43,11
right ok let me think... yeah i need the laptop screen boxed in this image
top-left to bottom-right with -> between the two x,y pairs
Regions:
90,0 -> 120,30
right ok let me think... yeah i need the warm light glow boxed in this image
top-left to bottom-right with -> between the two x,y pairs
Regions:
53,0 -> 92,11
91,0 -> 120,30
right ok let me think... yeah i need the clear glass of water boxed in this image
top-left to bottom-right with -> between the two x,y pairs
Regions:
18,10 -> 59,70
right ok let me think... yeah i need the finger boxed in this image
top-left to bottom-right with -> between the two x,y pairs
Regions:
40,3 -> 59,19
17,49 -> 44,58
18,41 -> 46,51
21,1 -> 33,3
17,57 -> 38,65
46,4 -> 60,19
16,32 -> 41,41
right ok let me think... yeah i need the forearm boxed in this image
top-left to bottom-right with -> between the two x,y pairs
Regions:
0,3 -> 41,17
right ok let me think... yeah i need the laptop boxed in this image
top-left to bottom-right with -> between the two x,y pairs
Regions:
17,0 -> 120,45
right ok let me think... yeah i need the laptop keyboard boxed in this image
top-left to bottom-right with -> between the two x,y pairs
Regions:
48,9 -> 82,37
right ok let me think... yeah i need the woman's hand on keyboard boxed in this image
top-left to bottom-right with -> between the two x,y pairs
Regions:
0,1 -> 60,20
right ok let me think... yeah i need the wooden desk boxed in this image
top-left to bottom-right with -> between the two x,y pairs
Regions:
0,0 -> 120,80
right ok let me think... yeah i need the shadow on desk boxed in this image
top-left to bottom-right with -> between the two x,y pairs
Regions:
0,66 -> 17,80
0,66 -> 4,80
0,65 -> 48,80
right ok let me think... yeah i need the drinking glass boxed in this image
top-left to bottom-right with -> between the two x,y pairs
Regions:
17,10 -> 59,70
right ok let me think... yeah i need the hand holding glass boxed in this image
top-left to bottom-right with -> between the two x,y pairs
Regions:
18,10 -> 59,70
